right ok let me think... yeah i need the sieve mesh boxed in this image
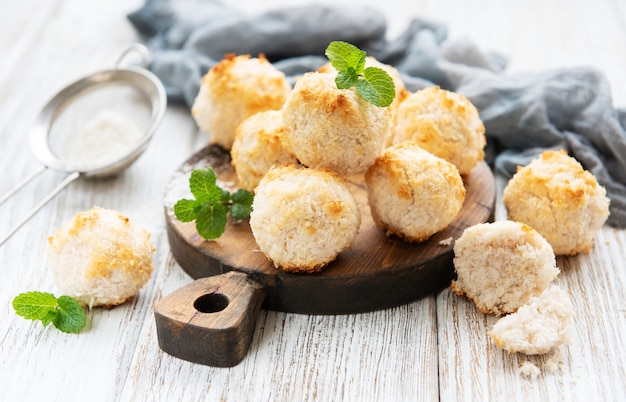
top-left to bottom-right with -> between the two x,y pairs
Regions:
47,82 -> 153,171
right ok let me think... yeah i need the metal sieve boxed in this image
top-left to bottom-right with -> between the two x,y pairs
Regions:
0,44 -> 166,245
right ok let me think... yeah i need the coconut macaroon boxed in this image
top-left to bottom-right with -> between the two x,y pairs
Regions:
249,165 -> 361,273
502,149 -> 610,255
191,54 -> 292,150
451,220 -> 560,315
281,72 -> 391,177
365,142 -> 465,243
489,285 -> 574,355
46,206 -> 155,308
392,86 -> 486,176
230,110 -> 298,192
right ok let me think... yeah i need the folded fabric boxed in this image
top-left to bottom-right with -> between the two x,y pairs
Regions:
128,0 -> 626,227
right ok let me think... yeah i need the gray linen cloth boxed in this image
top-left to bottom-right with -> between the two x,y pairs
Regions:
128,0 -> 626,227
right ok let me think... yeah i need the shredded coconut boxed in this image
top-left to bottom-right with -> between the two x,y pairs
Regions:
439,236 -> 453,246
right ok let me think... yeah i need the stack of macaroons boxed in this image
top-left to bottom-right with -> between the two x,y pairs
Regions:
191,53 -> 487,272
192,50 -> 611,357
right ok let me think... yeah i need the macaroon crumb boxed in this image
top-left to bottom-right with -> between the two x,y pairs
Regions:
519,361 -> 541,379
489,285 -> 574,354
545,349 -> 565,374
439,237 -> 454,246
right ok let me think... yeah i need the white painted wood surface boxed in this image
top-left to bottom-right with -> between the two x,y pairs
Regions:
1,0 -> 625,401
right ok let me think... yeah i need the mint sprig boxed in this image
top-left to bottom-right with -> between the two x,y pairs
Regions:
12,291 -> 86,334
325,41 -> 396,107
174,168 -> 254,240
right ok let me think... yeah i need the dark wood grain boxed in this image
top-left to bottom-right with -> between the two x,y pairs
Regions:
154,271 -> 265,367
163,144 -> 496,315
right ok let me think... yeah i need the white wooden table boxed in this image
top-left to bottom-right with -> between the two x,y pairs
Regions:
1,1 -> 625,401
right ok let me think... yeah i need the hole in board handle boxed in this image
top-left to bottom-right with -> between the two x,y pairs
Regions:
194,293 -> 229,313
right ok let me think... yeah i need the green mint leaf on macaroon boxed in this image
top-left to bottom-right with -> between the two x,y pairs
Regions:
12,291 -> 86,334
325,41 -> 396,107
174,167 -> 254,240
325,41 -> 367,72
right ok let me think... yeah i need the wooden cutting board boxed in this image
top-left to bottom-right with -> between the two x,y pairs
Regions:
155,144 -> 495,366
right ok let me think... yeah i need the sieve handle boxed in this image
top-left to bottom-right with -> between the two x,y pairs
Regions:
0,171 -> 80,246
0,165 -> 47,205
115,43 -> 150,69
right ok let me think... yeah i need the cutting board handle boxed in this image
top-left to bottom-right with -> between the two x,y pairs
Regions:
154,270 -> 266,367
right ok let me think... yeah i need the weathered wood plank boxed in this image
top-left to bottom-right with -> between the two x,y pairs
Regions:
1,0 -> 625,401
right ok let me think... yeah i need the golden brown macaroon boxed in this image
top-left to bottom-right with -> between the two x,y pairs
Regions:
46,206 -> 155,308
281,72 -> 391,177
502,149 -> 610,255
249,165 -> 361,273
318,56 -> 410,149
192,54 -> 292,150
365,142 -> 466,243
451,220 -> 560,315
392,86 -> 486,176
230,110 -> 298,192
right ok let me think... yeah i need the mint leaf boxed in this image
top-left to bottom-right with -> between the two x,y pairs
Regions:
220,189 -> 231,204
195,200 -> 228,240
230,203 -> 251,220
335,68 -> 359,90
174,199 -> 200,222
41,310 -> 58,327
231,189 -> 254,205
356,67 -> 396,107
325,41 -> 366,73
12,292 -> 86,334
190,168 -> 222,203
175,167 -> 254,240
12,291 -> 58,321
324,41 -> 396,107
55,296 -> 87,334
230,189 -> 254,219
